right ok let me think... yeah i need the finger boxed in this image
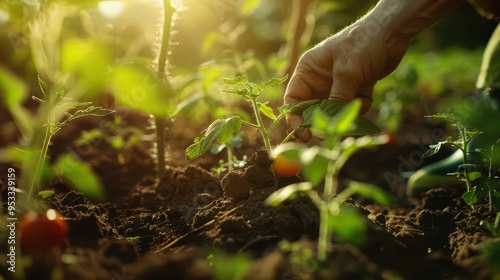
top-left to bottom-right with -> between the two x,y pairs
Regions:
286,113 -> 312,142
355,83 -> 375,114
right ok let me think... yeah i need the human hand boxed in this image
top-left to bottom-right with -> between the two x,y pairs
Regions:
284,20 -> 410,142
284,0 -> 464,142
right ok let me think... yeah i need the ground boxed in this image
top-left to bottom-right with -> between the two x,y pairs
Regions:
0,105 -> 499,280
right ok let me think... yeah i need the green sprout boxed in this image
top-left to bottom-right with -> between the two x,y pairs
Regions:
265,99 -> 393,261
185,75 -> 318,160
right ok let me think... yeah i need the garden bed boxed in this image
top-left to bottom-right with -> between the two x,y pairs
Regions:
1,111 -> 497,280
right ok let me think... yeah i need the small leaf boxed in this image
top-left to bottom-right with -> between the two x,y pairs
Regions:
423,142 -> 443,158
328,205 -> 366,245
462,189 -> 478,205
300,146 -> 330,185
257,75 -> 288,93
258,102 -> 277,120
474,177 -> 499,198
265,182 -> 313,207
186,117 -> 242,160
344,180 -> 395,205
278,99 -> 320,114
332,99 -> 361,135
54,154 -> 105,202
38,75 -> 48,97
223,75 -> 248,85
37,190 -> 55,200
67,106 -> 114,121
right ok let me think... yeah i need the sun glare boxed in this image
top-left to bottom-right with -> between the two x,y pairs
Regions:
98,1 -> 125,18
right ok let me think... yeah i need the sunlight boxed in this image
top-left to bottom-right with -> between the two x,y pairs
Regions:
98,1 -> 125,18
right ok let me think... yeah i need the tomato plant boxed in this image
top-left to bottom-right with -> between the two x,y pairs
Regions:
273,153 -> 301,178
19,209 -> 68,256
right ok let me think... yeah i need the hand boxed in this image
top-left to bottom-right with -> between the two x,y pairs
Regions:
284,21 -> 409,142
283,0 -> 464,142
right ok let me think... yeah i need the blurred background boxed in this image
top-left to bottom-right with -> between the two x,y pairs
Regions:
0,0 -> 498,132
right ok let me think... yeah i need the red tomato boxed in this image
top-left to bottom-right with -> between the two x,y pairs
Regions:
273,154 -> 301,178
19,209 -> 68,256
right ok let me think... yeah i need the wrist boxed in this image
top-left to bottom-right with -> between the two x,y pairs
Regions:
367,0 -> 465,42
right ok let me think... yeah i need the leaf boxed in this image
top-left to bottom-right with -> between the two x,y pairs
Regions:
300,146 -> 330,185
350,116 -> 381,136
0,66 -> 28,108
113,65 -> 175,117
328,205 -> 366,246
344,180 -> 395,205
67,106 -> 114,121
462,189 -> 478,205
258,102 -> 276,120
423,142 -> 443,158
332,99 -> 361,135
273,142 -> 305,161
223,75 -> 248,85
54,154 -> 105,202
265,182 -> 313,207
474,177 -> 500,198
186,117 -> 242,160
38,75 -> 49,97
257,75 -> 288,93
37,190 -> 55,200
278,99 -> 320,114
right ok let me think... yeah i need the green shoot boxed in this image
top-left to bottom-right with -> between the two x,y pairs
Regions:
186,75 -> 320,160
422,113 -> 482,193
265,99 -> 392,261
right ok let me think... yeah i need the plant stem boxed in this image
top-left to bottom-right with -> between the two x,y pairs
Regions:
317,201 -> 329,261
460,126 -> 472,191
250,97 -> 273,153
153,1 -> 175,183
28,124 -> 52,201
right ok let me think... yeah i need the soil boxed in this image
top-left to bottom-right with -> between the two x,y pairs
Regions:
1,107 -> 499,280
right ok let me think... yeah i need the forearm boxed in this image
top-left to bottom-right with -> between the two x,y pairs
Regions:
366,0 -> 466,41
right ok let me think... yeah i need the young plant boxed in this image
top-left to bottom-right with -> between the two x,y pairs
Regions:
422,113 -> 500,210
210,131 -> 248,174
185,75 -> 318,161
265,99 -> 393,261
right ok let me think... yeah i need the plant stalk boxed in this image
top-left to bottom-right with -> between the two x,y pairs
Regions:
250,97 -> 273,153
153,1 -> 175,183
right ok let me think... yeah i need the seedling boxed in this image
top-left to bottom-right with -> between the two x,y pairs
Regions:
210,131 -> 248,174
422,113 -> 500,210
265,99 -> 393,261
185,75 -> 319,160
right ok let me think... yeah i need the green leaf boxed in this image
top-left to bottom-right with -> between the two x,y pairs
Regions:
257,75 -> 288,93
273,142 -> 305,161
0,66 -> 28,109
300,146 -> 330,185
332,99 -> 361,135
423,142 -> 443,158
265,182 -> 313,207
37,190 -> 55,200
350,116 -> 381,136
278,99 -> 320,114
462,189 -> 478,205
61,39 -> 113,98
113,65 -> 175,117
54,154 -> 105,202
258,102 -> 277,120
186,117 -> 242,160
67,106 -> 114,121
328,205 -> 366,246
474,177 -> 499,198
344,180 -> 395,205
223,75 -> 248,85
38,75 -> 48,97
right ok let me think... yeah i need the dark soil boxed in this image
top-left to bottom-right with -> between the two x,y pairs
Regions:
1,109 -> 498,280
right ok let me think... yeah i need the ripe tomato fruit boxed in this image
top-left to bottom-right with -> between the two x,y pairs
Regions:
19,209 -> 68,256
273,153 -> 301,178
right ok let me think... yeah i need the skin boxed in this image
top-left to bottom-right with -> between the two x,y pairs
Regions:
285,0 -> 466,142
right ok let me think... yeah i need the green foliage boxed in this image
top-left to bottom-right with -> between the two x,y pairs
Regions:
206,249 -> 252,280
186,74 -> 316,160
480,212 -> 500,237
53,154 -> 105,202
422,112 -> 500,211
266,99 -> 392,261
